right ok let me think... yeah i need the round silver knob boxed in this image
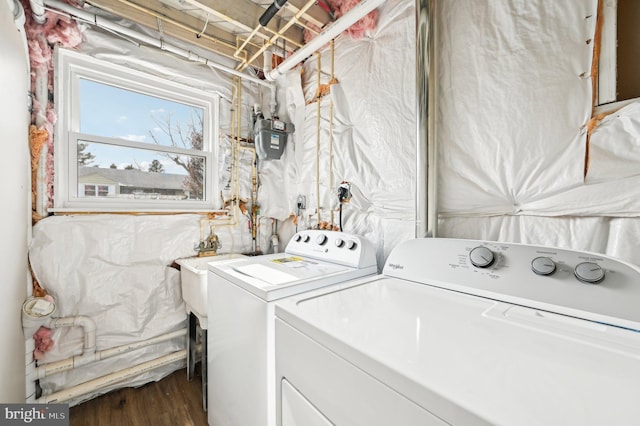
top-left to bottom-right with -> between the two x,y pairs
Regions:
345,240 -> 358,250
531,257 -> 556,276
574,262 -> 605,284
469,246 -> 495,268
302,234 -> 310,243
316,234 -> 328,245
335,238 -> 345,248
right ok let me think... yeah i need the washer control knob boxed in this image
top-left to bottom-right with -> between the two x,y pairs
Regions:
574,262 -> 605,284
531,257 -> 556,276
316,234 -> 328,245
335,238 -> 345,248
293,234 -> 302,242
345,240 -> 358,250
302,234 -> 311,243
469,246 -> 495,268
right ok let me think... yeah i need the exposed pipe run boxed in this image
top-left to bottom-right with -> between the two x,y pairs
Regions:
39,349 -> 187,403
266,0 -> 386,81
35,329 -> 187,379
238,0 -> 316,72
38,0 -> 275,88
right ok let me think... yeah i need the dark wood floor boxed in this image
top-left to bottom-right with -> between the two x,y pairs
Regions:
69,364 -> 208,426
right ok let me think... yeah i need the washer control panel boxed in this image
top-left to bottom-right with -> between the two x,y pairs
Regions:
383,238 -> 640,330
286,230 -> 376,269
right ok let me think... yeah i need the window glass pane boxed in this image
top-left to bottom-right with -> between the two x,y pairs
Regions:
77,141 -> 205,201
79,79 -> 204,148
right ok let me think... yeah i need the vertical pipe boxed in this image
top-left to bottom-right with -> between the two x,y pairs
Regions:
328,40 -> 335,227
315,53 -> 322,227
415,0 -> 436,238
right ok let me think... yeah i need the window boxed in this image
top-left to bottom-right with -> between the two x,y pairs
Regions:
54,48 -> 219,211
597,0 -> 640,110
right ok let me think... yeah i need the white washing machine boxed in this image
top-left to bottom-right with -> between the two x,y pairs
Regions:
206,230 -> 378,426
275,238 -> 640,426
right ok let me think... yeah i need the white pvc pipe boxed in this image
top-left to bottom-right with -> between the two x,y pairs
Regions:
40,349 -> 187,404
35,329 -> 187,379
50,316 -> 97,353
39,0 -> 274,88
266,0 -> 386,81
28,0 -> 46,23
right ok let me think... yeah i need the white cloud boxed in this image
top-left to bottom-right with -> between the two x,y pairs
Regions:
120,134 -> 147,142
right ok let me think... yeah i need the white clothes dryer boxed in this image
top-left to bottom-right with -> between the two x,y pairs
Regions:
275,238 -> 640,426
206,230 -> 377,426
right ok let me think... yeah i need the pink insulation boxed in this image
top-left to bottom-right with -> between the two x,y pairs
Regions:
33,326 -> 55,360
304,0 -> 379,42
21,0 -> 83,212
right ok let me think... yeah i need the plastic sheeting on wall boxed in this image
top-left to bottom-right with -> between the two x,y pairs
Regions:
284,0 -> 417,265
437,0 -> 596,217
28,214 -> 198,405
433,0 -> 640,266
27,213 -> 268,405
588,101 -> 640,184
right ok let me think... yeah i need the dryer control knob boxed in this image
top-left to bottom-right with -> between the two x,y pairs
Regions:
346,240 -> 358,250
293,234 -> 302,242
302,234 -> 311,243
531,257 -> 556,276
335,238 -> 345,248
316,234 -> 328,245
469,246 -> 495,268
574,262 -> 605,284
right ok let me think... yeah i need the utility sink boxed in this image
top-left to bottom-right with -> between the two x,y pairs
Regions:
176,254 -> 246,322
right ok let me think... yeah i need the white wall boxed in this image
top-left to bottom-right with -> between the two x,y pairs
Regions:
0,0 -> 30,403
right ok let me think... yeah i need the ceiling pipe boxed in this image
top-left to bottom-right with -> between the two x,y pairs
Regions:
39,0 -> 274,88
259,0 -> 288,27
237,0 -> 316,72
265,0 -> 386,81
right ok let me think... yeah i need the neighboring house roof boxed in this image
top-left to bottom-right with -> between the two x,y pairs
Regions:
79,166 -> 187,190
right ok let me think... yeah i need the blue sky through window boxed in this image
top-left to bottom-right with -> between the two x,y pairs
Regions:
79,79 -> 203,175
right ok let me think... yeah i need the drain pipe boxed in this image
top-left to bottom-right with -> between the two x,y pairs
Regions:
37,0 -> 274,89
34,329 -> 187,379
39,349 -> 187,404
265,0 -> 386,81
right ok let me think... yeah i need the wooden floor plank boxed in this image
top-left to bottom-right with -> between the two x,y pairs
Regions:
69,364 -> 208,426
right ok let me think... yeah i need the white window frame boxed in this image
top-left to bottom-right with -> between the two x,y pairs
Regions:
54,48 -> 220,212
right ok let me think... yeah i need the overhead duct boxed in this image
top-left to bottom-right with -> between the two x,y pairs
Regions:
266,0 -> 386,81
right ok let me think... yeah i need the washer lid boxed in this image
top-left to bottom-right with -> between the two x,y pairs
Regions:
276,276 -> 640,426
210,253 -> 376,301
